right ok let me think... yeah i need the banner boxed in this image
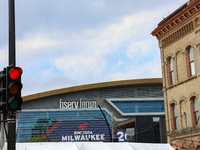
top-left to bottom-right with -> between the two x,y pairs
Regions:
44,120 -> 126,142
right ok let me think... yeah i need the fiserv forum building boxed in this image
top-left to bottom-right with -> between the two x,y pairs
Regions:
18,78 -> 166,143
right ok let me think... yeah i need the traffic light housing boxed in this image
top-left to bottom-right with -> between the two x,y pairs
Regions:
0,68 -> 6,113
6,66 -> 23,111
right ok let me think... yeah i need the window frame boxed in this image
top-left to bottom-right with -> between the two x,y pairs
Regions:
187,46 -> 195,77
191,97 -> 200,126
168,57 -> 174,85
171,103 -> 178,131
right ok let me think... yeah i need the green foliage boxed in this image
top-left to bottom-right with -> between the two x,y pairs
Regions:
52,139 -> 60,142
23,134 -> 59,142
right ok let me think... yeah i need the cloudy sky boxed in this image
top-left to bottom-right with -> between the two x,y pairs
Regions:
0,0 -> 186,96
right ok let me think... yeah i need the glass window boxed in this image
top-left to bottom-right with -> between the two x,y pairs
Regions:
113,101 -> 164,113
172,104 -> 178,130
168,57 -> 174,85
193,97 -> 200,126
126,128 -> 135,142
17,110 -> 112,143
188,47 -> 195,76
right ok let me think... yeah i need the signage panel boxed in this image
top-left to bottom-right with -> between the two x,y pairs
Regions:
59,98 -> 96,109
45,120 -> 126,142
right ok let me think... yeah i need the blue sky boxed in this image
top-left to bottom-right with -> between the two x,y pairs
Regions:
0,0 -> 186,96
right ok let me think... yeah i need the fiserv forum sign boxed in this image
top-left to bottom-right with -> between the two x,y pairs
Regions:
59,98 -> 96,109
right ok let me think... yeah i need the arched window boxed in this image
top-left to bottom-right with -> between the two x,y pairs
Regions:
192,97 -> 200,126
187,47 -> 195,77
171,104 -> 178,130
168,57 -> 174,85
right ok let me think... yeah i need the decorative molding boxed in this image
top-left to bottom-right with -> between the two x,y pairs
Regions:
183,50 -> 187,55
151,1 -> 200,39
165,75 -> 197,91
161,21 -> 194,48
165,53 -> 175,60
195,29 -> 200,34
175,48 -> 184,58
185,42 -> 194,50
178,96 -> 187,104
161,62 -> 165,67
169,99 -> 177,106
189,92 -> 198,100
194,6 -> 199,11
196,43 -> 200,48
187,11 -> 192,15
175,48 -> 183,55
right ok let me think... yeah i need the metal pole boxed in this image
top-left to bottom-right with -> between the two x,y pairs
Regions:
8,0 -> 16,150
98,105 -> 112,142
1,113 -> 4,149
112,112 -> 114,142
9,0 -> 16,66
7,112 -> 16,150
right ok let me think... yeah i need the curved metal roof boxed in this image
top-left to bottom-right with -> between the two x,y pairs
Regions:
22,78 -> 162,102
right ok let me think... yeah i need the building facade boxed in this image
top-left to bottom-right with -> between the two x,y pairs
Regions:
17,78 -> 166,143
152,0 -> 200,149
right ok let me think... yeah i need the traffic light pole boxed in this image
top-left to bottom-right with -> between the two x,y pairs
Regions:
1,114 -> 4,149
7,112 -> 16,150
8,0 -> 16,149
9,0 -> 16,67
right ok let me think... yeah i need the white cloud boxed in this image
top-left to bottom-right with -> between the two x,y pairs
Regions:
54,54 -> 107,80
0,46 -> 8,65
16,7 -> 165,96
40,67 -> 54,78
126,38 -> 156,60
117,59 -> 125,66
52,9 -> 162,71
17,33 -> 61,53
108,60 -> 162,81
0,0 -> 186,96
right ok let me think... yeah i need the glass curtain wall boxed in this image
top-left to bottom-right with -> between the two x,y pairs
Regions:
17,110 -> 111,142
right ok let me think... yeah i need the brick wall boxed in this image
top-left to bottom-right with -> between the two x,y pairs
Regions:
159,12 -> 200,143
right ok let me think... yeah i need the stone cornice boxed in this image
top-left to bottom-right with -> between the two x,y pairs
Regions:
151,0 -> 200,39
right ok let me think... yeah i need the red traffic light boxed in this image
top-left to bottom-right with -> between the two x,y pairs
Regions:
9,67 -> 23,80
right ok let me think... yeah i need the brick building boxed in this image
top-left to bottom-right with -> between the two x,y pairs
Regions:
152,0 -> 200,149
